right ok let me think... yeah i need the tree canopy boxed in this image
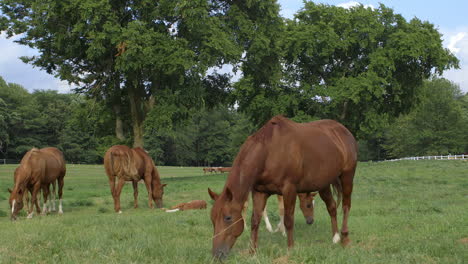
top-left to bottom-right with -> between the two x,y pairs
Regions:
0,1 -> 465,163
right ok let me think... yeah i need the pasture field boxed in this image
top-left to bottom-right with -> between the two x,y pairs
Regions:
0,161 -> 467,263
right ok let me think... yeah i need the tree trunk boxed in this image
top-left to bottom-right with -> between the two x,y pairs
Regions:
113,104 -> 125,141
340,100 -> 349,121
128,82 -> 144,148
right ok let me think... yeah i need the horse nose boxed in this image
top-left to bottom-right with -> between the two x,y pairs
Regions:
306,217 -> 314,225
213,248 -> 228,261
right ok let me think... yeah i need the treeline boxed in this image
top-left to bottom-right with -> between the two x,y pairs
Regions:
0,76 -> 255,165
1,1 -> 467,163
1,76 -> 467,164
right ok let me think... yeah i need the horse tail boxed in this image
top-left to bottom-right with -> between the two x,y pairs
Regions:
331,177 -> 342,209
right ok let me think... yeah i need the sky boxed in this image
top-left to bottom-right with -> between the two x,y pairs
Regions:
0,0 -> 467,93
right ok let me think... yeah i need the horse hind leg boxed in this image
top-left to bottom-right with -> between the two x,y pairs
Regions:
340,168 -> 356,246
50,181 -> 57,212
319,185 -> 340,244
132,181 -> 139,208
41,186 -> 50,215
274,195 -> 286,236
58,176 -> 64,214
262,205 -> 274,233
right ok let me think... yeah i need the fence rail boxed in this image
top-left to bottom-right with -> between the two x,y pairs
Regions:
386,154 -> 468,162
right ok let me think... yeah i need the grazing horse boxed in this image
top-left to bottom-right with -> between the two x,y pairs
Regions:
211,191 -> 316,235
104,145 -> 166,213
263,193 -> 317,236
9,147 -> 66,220
208,116 -> 357,260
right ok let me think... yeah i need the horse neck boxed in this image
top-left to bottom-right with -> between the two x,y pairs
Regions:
225,141 -> 266,205
150,167 -> 161,186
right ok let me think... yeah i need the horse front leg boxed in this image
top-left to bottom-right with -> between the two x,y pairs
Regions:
143,175 -> 153,209
250,191 -> 269,253
282,187 -> 297,249
29,184 -> 41,219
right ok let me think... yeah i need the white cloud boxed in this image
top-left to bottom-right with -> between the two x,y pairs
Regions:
337,1 -> 374,10
447,32 -> 466,54
442,29 -> 468,93
0,32 -> 74,93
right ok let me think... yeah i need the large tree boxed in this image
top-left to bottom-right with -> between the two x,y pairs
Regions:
234,3 -> 459,138
1,0 -> 266,147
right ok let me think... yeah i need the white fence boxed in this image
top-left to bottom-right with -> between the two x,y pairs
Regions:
387,154 -> 468,162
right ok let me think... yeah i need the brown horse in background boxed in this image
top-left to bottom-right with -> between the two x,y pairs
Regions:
9,147 -> 66,220
264,193 -> 317,235
208,116 -> 358,260
211,191 -> 317,235
104,145 -> 166,213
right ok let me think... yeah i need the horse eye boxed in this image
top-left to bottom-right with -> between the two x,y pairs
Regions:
307,204 -> 312,208
224,215 -> 232,222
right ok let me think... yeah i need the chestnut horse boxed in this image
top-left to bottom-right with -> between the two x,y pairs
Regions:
9,147 -> 66,220
104,145 -> 166,213
208,116 -> 357,259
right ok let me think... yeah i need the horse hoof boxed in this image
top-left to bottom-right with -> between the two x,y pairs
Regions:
27,214 -> 33,219
332,233 -> 341,244
58,210 -> 64,215
341,237 -> 351,247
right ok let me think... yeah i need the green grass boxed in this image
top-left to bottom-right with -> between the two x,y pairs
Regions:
0,161 -> 467,263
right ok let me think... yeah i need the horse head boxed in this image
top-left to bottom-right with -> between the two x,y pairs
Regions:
9,168 -> 27,221
208,187 -> 244,261
298,192 -> 317,225
152,183 -> 167,208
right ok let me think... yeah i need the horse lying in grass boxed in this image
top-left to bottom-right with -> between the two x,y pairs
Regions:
9,147 -> 66,220
104,145 -> 166,213
165,200 -> 207,212
208,116 -> 358,260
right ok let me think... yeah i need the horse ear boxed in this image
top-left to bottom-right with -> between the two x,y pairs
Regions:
162,184 -> 167,187
8,188 -> 12,193
208,188 -> 219,201
225,187 -> 233,202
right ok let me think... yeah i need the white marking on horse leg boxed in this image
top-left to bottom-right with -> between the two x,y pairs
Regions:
27,212 -> 34,219
42,202 -> 48,215
118,210 -> 122,214
52,192 -> 56,211
313,200 -> 315,207
274,215 -> 286,236
262,209 -> 273,232
165,209 -> 180,213
11,199 -> 16,214
58,199 -> 63,214
333,233 -> 341,244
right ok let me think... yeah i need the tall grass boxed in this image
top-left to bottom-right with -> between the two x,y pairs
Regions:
0,161 -> 467,263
